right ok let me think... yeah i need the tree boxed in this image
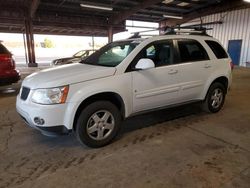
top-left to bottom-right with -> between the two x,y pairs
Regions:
44,38 -> 54,48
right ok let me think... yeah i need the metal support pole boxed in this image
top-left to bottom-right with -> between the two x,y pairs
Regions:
108,26 -> 113,43
23,33 -> 28,65
30,26 -> 36,65
25,13 -> 37,67
25,19 -> 32,65
92,36 -> 94,50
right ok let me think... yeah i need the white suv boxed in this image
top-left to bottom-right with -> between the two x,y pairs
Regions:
16,33 -> 232,147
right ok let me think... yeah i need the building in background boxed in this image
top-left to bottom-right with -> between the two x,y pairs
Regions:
183,8 -> 250,67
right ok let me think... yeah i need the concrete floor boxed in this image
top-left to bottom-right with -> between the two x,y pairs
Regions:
0,68 -> 250,188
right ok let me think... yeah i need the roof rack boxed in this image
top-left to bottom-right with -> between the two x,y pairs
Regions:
163,26 -> 212,36
128,32 -> 141,39
126,25 -> 212,39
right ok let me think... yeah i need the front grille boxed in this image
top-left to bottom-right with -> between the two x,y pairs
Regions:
21,87 -> 30,101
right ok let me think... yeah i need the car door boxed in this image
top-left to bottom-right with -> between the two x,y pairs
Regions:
174,39 -> 212,102
130,40 -> 182,113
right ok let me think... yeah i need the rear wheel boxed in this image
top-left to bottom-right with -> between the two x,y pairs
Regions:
202,82 -> 226,113
75,101 -> 121,148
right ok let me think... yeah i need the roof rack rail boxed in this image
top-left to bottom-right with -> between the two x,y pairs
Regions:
128,32 -> 159,39
163,26 -> 212,36
128,32 -> 141,39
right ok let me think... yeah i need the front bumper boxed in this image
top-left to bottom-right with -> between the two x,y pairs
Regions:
16,95 -> 72,136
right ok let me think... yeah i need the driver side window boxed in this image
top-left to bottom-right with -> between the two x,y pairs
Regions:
127,40 -> 174,72
146,46 -> 156,59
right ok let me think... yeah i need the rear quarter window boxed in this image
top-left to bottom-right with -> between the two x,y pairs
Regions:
205,40 -> 228,59
177,39 -> 209,63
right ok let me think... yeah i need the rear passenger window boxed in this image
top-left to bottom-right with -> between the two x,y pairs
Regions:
177,39 -> 209,63
205,40 -> 228,59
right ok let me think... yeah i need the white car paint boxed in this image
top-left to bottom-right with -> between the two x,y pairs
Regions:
16,34 -> 232,132
23,63 -> 116,89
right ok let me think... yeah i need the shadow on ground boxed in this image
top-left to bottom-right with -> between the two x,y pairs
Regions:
0,81 -> 204,147
0,82 -> 20,97
121,103 -> 202,134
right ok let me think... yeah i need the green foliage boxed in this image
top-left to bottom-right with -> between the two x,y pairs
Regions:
44,38 -> 54,48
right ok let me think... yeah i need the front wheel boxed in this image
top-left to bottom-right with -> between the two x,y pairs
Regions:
75,101 -> 121,148
202,82 -> 226,113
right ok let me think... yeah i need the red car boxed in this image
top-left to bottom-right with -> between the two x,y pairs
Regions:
0,42 -> 20,85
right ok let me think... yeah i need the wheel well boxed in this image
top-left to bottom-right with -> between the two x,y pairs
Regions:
73,92 -> 125,131
211,76 -> 228,92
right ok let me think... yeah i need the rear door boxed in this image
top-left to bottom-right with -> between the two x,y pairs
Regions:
174,39 -> 212,102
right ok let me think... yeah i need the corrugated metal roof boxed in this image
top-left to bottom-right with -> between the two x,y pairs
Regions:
0,0 -> 248,36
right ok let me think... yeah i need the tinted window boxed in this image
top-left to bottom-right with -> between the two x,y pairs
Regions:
132,40 -> 174,68
205,40 -> 228,59
177,39 -> 209,63
0,43 -> 10,54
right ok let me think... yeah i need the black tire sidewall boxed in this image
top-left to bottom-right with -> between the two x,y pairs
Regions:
76,101 -> 121,148
205,82 -> 226,113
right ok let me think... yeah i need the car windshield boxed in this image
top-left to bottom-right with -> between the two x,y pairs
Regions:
81,40 -> 140,67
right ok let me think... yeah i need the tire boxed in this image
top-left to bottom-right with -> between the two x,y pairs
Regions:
202,82 -> 226,113
75,101 -> 121,148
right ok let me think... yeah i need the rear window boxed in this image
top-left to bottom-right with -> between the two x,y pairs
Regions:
0,43 -> 10,54
177,39 -> 209,63
205,40 -> 228,59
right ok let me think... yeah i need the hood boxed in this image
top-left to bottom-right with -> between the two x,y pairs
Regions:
22,63 -> 116,89
54,57 -> 79,63
54,57 -> 73,61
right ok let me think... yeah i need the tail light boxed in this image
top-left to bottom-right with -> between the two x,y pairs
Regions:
0,54 -> 15,69
230,61 -> 234,70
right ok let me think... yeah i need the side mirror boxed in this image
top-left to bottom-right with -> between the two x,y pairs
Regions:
135,58 -> 155,70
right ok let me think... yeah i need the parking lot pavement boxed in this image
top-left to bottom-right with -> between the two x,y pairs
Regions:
0,68 -> 250,188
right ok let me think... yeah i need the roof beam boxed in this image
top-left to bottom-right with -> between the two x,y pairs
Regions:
160,0 -> 250,28
30,0 -> 40,18
110,0 -> 163,24
174,0 -> 204,5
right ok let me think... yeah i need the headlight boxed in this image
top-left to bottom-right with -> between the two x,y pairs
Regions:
31,85 -> 69,105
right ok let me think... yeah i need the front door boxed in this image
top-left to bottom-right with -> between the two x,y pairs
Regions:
131,40 -> 181,113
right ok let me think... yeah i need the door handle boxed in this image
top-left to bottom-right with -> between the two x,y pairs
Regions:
204,64 -> 212,68
168,69 -> 178,75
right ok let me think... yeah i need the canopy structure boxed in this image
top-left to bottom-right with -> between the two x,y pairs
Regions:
0,0 -> 248,66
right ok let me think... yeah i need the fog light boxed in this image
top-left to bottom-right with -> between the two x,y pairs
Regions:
34,117 -> 45,125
